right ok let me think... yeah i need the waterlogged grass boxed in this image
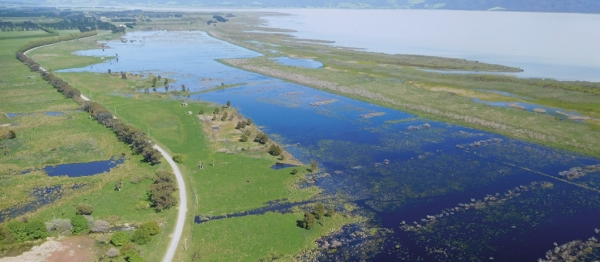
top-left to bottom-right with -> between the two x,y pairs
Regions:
190,212 -> 362,261
205,15 -> 600,158
47,68 -> 345,259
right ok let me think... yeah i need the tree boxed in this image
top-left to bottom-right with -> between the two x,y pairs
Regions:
226,100 -> 231,107
269,144 -> 282,156
148,171 -> 178,211
76,204 -> 93,215
255,133 -> 269,144
302,212 -> 316,230
247,118 -> 253,126
220,112 -> 228,121
213,107 -> 220,115
314,203 -> 325,220
326,207 -> 335,217
8,130 -> 16,139
291,169 -> 298,175
199,108 -> 204,114
121,71 -> 126,79
152,77 -> 157,87
110,231 -> 130,246
310,161 -> 318,173
240,134 -> 248,142
164,79 -> 168,86
108,69 -> 111,74
71,215 -> 89,235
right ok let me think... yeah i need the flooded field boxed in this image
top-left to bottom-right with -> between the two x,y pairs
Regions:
63,31 -> 600,261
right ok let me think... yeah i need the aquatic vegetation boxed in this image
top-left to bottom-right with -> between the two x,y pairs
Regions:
455,138 -> 503,149
400,181 -> 553,232
558,164 -> 600,180
539,234 -> 600,262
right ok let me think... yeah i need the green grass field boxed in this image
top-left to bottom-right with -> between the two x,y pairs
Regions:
0,32 -> 176,261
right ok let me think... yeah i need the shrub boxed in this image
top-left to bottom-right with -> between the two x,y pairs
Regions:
239,134 -> 248,142
106,247 -> 120,258
139,222 -> 160,236
0,226 -> 14,244
76,204 -> 93,215
110,232 -> 130,247
24,220 -> 48,240
91,220 -> 110,233
71,215 -> 89,235
131,229 -> 151,245
291,169 -> 298,175
172,155 -> 183,163
6,220 -> 27,241
45,219 -> 72,235
121,243 -> 143,262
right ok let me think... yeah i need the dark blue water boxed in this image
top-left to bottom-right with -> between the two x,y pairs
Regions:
270,56 -> 323,69
62,31 -> 600,261
44,157 -> 124,177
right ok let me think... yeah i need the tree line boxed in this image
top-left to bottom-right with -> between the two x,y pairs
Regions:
15,33 -> 162,165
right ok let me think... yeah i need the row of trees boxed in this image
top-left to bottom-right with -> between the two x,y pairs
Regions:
16,30 -> 97,53
82,101 -> 161,165
16,34 -> 161,165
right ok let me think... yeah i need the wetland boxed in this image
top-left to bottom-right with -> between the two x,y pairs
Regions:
61,29 -> 600,261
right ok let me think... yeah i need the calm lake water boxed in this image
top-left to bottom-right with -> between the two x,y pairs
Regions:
261,9 -> 600,82
63,31 -> 600,261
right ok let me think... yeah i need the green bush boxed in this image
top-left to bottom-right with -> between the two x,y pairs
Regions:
24,220 -> 47,240
131,229 -> 151,245
110,232 -> 130,247
172,155 -> 184,163
76,204 -> 93,215
6,221 -> 27,242
139,222 -> 160,236
71,215 -> 89,235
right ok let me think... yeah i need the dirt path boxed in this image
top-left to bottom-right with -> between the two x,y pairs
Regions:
154,145 -> 187,262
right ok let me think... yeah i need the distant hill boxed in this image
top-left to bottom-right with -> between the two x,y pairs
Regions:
2,0 -> 600,13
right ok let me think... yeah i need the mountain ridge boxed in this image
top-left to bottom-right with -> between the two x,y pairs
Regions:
1,0 -> 600,13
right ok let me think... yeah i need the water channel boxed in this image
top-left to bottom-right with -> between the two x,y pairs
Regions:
61,31 -> 600,261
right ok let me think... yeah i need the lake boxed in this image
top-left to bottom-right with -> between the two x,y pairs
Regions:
261,9 -> 600,82
63,31 -> 600,261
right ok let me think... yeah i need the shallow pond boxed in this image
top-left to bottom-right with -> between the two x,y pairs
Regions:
44,157 -> 124,177
64,31 -> 600,261
270,56 -> 323,68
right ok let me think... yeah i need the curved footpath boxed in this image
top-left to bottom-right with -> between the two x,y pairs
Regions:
77,96 -> 186,262
154,145 -> 187,262
24,33 -> 187,262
